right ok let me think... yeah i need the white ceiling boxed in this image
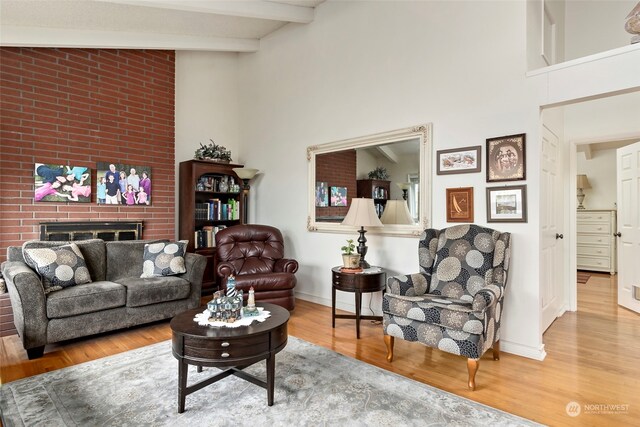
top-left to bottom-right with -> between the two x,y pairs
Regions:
0,0 -> 326,52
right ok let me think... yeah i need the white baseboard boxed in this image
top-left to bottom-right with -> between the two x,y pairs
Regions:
501,340 -> 547,361
295,291 -> 381,315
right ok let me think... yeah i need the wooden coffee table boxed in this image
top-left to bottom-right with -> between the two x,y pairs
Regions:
170,302 -> 289,413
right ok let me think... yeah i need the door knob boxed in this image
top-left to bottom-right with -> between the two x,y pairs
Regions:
555,233 -> 564,239
614,232 -> 622,237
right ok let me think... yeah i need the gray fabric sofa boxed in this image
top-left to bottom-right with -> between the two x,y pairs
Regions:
1,239 -> 206,359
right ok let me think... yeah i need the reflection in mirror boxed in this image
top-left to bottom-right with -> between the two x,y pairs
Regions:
307,124 -> 432,236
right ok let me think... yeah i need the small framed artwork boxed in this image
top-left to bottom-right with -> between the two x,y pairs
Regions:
486,185 -> 527,222
486,133 -> 526,182
34,163 -> 91,203
330,186 -> 348,207
315,181 -> 328,207
437,146 -> 481,175
446,187 -> 474,223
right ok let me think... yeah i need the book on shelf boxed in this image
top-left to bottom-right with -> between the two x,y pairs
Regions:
194,199 -> 240,221
193,225 -> 227,249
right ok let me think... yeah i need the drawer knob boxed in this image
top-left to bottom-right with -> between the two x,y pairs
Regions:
221,342 -> 230,347
221,352 -> 230,358
615,232 -> 622,237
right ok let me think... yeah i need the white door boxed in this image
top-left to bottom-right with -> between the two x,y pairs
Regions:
541,125 -> 565,331
617,141 -> 640,314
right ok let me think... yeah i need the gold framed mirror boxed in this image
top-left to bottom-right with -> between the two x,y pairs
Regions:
307,124 -> 432,236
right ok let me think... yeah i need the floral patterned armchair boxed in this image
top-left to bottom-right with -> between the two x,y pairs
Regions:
382,224 -> 511,390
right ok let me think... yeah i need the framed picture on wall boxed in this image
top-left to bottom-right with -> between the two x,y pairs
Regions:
34,164 -> 91,203
96,162 -> 152,205
486,133 -> 526,182
330,186 -> 348,207
436,146 -> 481,175
446,187 -> 474,223
315,181 -> 328,207
486,185 -> 527,222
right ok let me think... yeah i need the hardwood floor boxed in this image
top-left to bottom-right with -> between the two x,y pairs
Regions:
1,273 -> 638,426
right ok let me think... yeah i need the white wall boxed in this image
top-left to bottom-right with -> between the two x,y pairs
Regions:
565,0 -> 637,61
175,51 -> 241,164
174,51 -> 241,236
576,148 -> 618,210
237,0 -> 544,359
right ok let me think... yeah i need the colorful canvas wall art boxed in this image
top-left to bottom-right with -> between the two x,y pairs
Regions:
34,164 -> 91,203
96,162 -> 152,205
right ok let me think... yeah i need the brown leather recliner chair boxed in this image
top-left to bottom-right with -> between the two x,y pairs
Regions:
215,224 -> 298,311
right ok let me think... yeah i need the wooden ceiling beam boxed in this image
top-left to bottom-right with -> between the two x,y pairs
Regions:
100,0 -> 315,23
0,25 -> 259,52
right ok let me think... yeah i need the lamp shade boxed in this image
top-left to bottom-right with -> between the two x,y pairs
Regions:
380,200 -> 414,225
341,198 -> 383,227
576,174 -> 591,189
396,182 -> 412,191
232,168 -> 259,180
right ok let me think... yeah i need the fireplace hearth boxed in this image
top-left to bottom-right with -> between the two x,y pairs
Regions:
39,221 -> 143,242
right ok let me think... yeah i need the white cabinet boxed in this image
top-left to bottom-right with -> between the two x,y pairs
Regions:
576,209 -> 617,274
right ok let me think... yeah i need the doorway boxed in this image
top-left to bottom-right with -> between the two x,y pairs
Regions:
542,91 -> 640,326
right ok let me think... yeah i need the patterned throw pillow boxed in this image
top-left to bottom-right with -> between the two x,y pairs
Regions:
23,243 -> 92,294
141,240 -> 188,278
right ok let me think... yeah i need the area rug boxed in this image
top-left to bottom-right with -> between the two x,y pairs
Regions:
0,337 -> 540,426
577,271 -> 591,284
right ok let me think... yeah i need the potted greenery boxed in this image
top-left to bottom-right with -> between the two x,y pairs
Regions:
368,166 -> 389,180
341,239 -> 361,268
194,139 -> 232,163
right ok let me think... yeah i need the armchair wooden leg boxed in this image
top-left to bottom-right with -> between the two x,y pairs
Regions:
492,341 -> 500,361
467,358 -> 479,391
383,334 -> 394,362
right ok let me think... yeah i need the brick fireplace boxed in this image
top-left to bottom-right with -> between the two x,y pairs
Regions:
0,47 -> 178,336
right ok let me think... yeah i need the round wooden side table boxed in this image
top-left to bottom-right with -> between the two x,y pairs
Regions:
331,266 -> 386,339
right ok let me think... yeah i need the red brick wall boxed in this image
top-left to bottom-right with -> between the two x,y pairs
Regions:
315,150 -> 356,219
0,48 -> 176,263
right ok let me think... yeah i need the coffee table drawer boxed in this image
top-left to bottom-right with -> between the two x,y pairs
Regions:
183,334 -> 269,359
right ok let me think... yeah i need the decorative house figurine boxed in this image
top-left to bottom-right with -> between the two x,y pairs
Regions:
207,289 -> 243,323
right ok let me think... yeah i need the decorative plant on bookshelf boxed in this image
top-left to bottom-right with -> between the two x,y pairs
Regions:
367,166 -> 389,180
340,239 -> 361,269
194,139 -> 232,163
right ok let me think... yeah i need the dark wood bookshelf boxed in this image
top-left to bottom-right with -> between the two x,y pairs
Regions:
179,160 -> 246,295
357,179 -> 390,217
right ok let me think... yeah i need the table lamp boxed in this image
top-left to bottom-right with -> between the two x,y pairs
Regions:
576,174 -> 591,210
380,200 -> 413,225
341,198 -> 383,268
396,182 -> 412,200
232,168 -> 259,223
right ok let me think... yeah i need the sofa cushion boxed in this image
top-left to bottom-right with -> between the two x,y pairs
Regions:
105,240 -> 168,281
383,293 -> 485,334
23,243 -> 92,294
46,281 -> 126,319
116,276 -> 191,308
21,239 -> 106,281
140,241 -> 188,278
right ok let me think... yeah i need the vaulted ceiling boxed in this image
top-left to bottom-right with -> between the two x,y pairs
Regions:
0,0 -> 326,52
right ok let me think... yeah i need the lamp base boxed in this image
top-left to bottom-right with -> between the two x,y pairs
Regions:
356,226 -> 370,269
577,191 -> 586,210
